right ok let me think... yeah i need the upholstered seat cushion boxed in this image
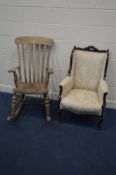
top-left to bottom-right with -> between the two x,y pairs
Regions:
60,89 -> 101,115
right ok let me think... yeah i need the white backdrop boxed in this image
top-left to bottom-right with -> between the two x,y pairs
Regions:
0,0 -> 116,108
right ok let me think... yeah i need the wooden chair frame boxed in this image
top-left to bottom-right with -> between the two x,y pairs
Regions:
7,36 -> 54,122
58,46 -> 109,129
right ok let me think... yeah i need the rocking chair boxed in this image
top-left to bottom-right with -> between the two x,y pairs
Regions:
7,36 -> 54,122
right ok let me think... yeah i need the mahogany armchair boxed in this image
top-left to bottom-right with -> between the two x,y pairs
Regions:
7,36 -> 54,122
58,46 -> 109,129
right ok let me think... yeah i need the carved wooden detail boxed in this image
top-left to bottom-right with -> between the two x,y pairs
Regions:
59,45 -> 109,129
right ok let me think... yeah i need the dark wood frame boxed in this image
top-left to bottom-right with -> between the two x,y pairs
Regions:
58,46 -> 109,130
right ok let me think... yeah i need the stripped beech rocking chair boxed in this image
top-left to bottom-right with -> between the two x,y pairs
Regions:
58,46 -> 109,129
7,36 -> 54,122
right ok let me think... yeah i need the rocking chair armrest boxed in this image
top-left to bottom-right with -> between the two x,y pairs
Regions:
8,66 -> 20,87
46,68 -> 53,74
8,66 -> 20,73
45,68 -> 53,87
59,76 -> 73,99
98,80 -> 108,106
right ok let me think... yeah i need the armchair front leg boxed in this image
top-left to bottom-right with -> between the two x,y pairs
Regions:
98,92 -> 108,130
97,80 -> 108,129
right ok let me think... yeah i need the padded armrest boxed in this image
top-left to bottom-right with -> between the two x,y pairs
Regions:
98,80 -> 108,106
59,76 -> 73,99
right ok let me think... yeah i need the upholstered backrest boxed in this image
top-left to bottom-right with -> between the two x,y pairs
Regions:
71,49 -> 108,91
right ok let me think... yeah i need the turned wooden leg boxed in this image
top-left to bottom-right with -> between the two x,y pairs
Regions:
57,109 -> 62,123
7,93 -> 17,121
44,94 -> 51,122
97,106 -> 105,130
7,93 -> 25,121
57,100 -> 62,123
97,117 -> 103,130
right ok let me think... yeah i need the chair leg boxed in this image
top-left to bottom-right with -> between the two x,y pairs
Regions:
97,116 -> 104,130
7,93 -> 25,121
57,109 -> 62,123
44,94 -> 51,122
7,93 -> 17,121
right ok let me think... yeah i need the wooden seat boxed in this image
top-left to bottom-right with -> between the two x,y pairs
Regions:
13,83 -> 47,94
7,36 -> 54,122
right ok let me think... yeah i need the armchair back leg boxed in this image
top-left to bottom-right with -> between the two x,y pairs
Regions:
57,109 -> 62,123
97,116 -> 104,130
97,104 -> 106,130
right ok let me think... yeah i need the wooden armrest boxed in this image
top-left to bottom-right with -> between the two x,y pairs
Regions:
8,66 -> 20,87
46,68 -> 53,74
8,66 -> 20,73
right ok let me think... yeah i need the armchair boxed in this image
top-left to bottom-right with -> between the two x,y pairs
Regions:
7,36 -> 54,122
58,46 -> 109,129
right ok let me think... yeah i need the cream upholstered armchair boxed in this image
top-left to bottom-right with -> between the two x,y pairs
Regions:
58,46 -> 109,129
7,36 -> 53,122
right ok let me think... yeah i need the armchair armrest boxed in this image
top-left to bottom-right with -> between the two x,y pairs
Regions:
98,80 -> 108,106
59,76 -> 73,99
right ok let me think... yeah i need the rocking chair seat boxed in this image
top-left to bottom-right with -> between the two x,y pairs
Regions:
13,83 -> 47,94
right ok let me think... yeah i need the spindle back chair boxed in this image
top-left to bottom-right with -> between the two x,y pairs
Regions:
7,36 -> 54,122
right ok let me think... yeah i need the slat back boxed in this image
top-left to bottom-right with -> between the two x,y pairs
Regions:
15,36 -> 53,84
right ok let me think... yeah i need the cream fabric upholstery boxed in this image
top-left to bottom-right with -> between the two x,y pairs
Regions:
98,80 -> 108,106
73,50 -> 107,91
60,89 -> 101,115
59,48 -> 108,117
59,76 -> 73,98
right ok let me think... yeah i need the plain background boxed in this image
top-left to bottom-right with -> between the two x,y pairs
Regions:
0,0 -> 116,109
